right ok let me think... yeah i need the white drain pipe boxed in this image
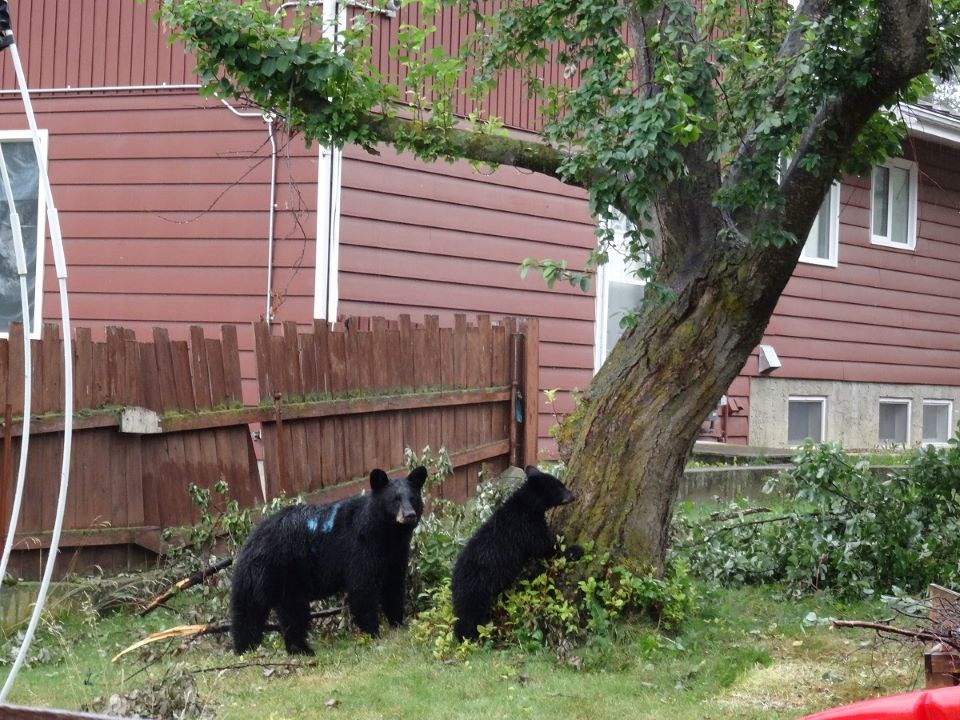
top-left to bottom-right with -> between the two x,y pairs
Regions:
0,16 -> 74,701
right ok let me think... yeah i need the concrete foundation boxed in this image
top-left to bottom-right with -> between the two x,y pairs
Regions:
749,378 -> 960,450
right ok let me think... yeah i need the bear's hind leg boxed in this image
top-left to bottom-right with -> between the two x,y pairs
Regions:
277,595 -> 314,656
231,597 -> 270,654
452,581 -> 494,642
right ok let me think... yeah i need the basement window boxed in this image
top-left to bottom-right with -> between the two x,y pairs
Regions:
879,399 -> 911,446
787,396 -> 825,445
922,400 -> 952,445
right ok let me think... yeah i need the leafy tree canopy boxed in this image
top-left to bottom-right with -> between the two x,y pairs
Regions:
160,0 -> 960,290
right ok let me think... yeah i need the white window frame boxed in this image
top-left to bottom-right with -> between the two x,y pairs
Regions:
0,129 -> 47,340
787,396 -> 826,446
921,399 -> 953,445
879,398 -> 912,446
313,143 -> 341,322
312,0 -> 346,322
593,213 -> 646,372
870,158 -> 918,251
799,182 -> 840,268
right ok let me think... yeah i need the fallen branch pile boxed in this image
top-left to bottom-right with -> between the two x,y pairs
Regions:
832,584 -> 960,655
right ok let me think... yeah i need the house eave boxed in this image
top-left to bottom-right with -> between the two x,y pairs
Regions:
900,104 -> 960,148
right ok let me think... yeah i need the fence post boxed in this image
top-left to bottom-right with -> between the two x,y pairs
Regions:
520,318 -> 539,467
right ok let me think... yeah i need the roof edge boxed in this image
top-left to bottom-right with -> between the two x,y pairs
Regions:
900,103 -> 960,148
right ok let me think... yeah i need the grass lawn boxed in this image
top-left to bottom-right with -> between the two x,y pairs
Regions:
0,582 -> 927,719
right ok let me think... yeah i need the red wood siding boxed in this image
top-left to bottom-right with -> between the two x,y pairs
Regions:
338,144 -> 597,457
0,0 -> 547,134
731,138 -> 960,443
0,1 -> 196,90
364,4 -> 564,133
0,92 -> 318,408
0,48 -> 597,465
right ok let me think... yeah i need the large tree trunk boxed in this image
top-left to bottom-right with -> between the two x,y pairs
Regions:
556,218 -> 802,571
555,0 -> 934,572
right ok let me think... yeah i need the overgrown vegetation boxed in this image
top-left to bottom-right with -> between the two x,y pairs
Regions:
161,479 -> 254,568
401,447 -> 694,661
3,581 -> 924,720
1,444 -> 950,717
673,438 -> 960,599
413,547 -> 695,666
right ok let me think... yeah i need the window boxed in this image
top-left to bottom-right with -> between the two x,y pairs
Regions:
0,131 -> 46,338
870,158 -> 917,250
922,400 -> 952,445
879,399 -> 911,445
594,213 -> 647,370
800,183 -> 840,267
788,397 -> 825,445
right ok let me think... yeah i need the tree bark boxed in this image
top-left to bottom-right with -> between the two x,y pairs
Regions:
555,218 -> 788,569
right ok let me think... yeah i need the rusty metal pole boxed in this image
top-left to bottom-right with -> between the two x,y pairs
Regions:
273,392 -> 286,495
0,404 -> 10,538
509,334 -> 520,467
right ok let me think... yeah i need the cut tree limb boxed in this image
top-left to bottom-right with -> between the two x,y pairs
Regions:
139,557 -> 234,616
832,619 -> 960,653
114,607 -> 343,662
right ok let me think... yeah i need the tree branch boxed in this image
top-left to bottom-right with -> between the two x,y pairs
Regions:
724,0 -> 934,314
632,1 -> 723,274
781,0 -> 931,230
623,4 -> 667,102
140,557 -> 234,617
833,619 -> 960,652
297,90 -> 577,184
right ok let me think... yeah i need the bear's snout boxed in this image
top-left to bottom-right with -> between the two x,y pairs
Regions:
396,508 -> 419,524
560,489 -> 577,505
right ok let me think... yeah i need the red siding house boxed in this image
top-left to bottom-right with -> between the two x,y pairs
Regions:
0,1 -> 957,458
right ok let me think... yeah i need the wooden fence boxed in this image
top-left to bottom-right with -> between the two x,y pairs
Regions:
254,315 -> 535,501
0,315 -> 538,577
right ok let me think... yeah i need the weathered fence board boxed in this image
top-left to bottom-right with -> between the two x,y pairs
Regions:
253,315 -> 536,503
0,322 -> 261,577
0,314 -> 539,577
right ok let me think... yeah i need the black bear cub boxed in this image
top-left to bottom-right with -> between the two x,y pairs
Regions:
230,466 -> 427,655
451,465 -> 582,641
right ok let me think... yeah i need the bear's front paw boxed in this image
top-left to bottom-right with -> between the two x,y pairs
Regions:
564,544 -> 585,561
285,642 -> 315,657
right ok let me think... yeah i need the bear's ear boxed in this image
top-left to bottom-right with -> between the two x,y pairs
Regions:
524,465 -> 540,478
369,468 -> 390,492
407,466 -> 428,489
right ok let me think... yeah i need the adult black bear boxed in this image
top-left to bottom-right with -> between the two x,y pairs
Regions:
230,465 -> 427,655
451,465 -> 582,641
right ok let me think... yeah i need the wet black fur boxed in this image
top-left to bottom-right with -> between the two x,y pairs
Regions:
451,465 -> 582,641
230,466 -> 427,655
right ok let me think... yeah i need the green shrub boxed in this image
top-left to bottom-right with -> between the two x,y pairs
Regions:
412,543 -> 696,662
404,449 -> 523,608
161,479 -> 257,568
672,439 -> 960,599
